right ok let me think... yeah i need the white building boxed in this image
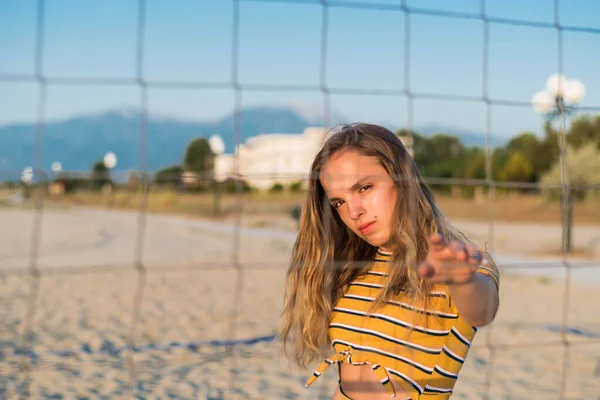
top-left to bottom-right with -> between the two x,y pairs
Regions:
213,127 -> 328,190
214,127 -> 414,191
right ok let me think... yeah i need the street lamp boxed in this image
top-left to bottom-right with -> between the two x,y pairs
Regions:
532,74 -> 585,117
209,135 -> 225,156
21,166 -> 33,184
21,166 -> 33,199
102,152 -> 117,197
532,74 -> 586,253
209,135 -> 225,215
51,161 -> 62,174
103,152 -> 117,170
51,161 -> 62,182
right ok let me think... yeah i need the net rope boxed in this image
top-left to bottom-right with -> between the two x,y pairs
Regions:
1,0 -> 599,399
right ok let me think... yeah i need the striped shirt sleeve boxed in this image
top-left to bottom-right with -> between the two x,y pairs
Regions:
476,249 -> 500,289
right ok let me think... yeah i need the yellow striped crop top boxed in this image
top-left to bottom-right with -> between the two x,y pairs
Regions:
305,249 -> 500,399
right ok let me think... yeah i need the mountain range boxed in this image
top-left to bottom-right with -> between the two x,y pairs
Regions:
0,106 -> 497,177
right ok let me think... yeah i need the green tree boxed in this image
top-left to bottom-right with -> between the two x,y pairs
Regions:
183,137 -> 214,177
499,151 -> 534,183
463,147 -> 486,180
566,114 -> 600,150
155,165 -> 183,186
539,121 -> 560,173
91,160 -> 111,190
289,181 -> 304,192
410,133 -> 465,179
491,147 -> 509,182
540,142 -> 600,201
505,132 -> 546,182
456,146 -> 486,198
269,182 -> 284,192
410,133 -> 434,171
429,134 -> 465,178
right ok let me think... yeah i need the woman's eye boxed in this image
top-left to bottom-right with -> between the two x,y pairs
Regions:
333,201 -> 343,208
359,185 -> 372,193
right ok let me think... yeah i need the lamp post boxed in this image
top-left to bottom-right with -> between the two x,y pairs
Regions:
103,152 -> 117,170
51,161 -> 62,175
21,167 -> 33,184
103,152 -> 117,202
532,74 -> 586,253
51,161 -> 62,184
51,161 -> 63,197
21,166 -> 33,199
209,135 -> 225,215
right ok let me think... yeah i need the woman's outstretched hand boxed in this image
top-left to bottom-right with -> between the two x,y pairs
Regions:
417,233 -> 486,285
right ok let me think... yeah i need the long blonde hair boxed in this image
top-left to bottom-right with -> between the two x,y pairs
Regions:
278,123 -> 466,368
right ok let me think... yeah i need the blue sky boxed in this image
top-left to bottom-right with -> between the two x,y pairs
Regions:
1,0 -> 599,141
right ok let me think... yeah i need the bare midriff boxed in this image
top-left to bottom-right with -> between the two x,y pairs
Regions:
334,364 -> 410,400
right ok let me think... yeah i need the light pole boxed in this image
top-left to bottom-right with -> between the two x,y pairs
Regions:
51,161 -> 62,175
50,161 -> 63,196
51,161 -> 62,184
21,167 -> 33,184
209,135 -> 225,215
103,152 -> 117,201
21,166 -> 33,199
532,74 -> 586,253
103,152 -> 117,170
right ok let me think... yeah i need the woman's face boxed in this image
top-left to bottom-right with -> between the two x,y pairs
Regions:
319,149 -> 398,251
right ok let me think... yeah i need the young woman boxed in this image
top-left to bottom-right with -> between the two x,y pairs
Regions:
279,123 -> 500,399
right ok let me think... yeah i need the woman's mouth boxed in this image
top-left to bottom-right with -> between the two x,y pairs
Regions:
358,221 -> 376,235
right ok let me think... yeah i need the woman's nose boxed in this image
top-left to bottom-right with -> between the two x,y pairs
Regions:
347,200 -> 365,220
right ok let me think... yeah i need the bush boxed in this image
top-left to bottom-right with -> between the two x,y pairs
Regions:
154,165 -> 183,186
220,178 -> 252,193
269,183 -> 284,193
56,176 -> 90,194
539,143 -> 600,202
181,184 -> 209,193
290,181 -> 304,193
498,151 -> 534,183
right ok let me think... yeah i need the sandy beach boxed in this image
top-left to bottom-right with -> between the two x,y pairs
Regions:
1,206 -> 599,399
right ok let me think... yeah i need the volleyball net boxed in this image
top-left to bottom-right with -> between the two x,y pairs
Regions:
1,0 -> 599,399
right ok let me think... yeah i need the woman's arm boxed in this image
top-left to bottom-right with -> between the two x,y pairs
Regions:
418,234 -> 500,327
447,266 -> 499,327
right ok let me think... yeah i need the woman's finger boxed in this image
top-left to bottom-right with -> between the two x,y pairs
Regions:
428,233 -> 446,251
449,240 -> 469,261
418,262 -> 436,279
465,244 -> 482,265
